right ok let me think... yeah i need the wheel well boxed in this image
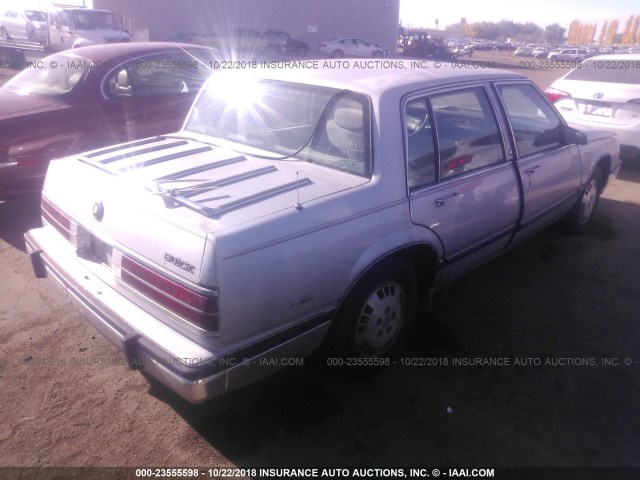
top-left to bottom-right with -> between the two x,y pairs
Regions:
343,244 -> 439,312
395,244 -> 439,302
595,155 -> 612,191
326,243 -> 440,350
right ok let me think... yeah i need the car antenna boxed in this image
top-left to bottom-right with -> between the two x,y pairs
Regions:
294,171 -> 303,210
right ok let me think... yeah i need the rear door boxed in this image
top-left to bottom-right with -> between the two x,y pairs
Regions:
407,84 -> 520,264
495,82 -> 581,235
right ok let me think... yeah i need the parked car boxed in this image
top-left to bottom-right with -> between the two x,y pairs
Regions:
169,29 -> 307,59
1,8 -> 48,43
545,54 -> 640,160
548,48 -> 587,61
514,47 -> 533,57
452,44 -> 473,58
0,42 -> 220,198
263,30 -> 310,56
319,37 -> 387,58
532,47 -> 549,58
25,65 -> 619,403
404,34 -> 455,60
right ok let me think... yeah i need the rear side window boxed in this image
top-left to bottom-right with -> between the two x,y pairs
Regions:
564,58 -> 640,84
105,51 -> 213,98
431,87 -> 505,179
405,86 -> 505,189
498,84 -> 563,157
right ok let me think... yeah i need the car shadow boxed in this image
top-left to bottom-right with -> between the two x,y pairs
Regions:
141,313 -> 466,467
0,194 -> 42,253
122,195 -> 640,468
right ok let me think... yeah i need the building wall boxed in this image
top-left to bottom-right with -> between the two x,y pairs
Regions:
93,0 -> 399,55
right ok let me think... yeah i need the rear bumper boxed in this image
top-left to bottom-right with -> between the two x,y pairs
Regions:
24,227 -> 331,403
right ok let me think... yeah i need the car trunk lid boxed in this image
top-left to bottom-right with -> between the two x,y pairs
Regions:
42,134 -> 366,284
554,80 -> 640,126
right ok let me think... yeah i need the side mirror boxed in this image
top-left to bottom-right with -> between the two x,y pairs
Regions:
565,126 -> 588,146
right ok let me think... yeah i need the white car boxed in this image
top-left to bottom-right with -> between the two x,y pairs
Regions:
319,37 -> 387,58
0,8 -> 48,43
545,54 -> 640,160
547,48 -> 587,62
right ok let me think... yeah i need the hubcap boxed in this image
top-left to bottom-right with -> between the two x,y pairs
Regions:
355,282 -> 405,356
579,178 -> 598,224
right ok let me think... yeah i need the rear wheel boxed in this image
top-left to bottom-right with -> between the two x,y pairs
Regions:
332,49 -> 344,58
328,258 -> 417,360
565,167 -> 603,233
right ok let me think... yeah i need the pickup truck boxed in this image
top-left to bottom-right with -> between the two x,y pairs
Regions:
25,65 -> 620,403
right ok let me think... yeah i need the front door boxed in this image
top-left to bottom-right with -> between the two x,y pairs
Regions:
495,82 -> 582,236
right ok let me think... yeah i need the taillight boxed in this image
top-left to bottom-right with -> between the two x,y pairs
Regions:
41,197 -> 90,250
112,251 -> 219,332
544,87 -> 571,103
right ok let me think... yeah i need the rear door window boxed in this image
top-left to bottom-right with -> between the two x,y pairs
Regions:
431,87 -> 505,179
405,86 -> 506,189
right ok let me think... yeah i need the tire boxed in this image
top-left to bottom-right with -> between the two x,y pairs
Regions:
550,55 -> 558,61
332,49 -> 344,58
328,257 -> 417,360
565,167 -> 603,233
372,51 -> 383,58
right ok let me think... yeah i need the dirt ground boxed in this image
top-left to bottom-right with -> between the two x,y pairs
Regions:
1,51 -> 639,478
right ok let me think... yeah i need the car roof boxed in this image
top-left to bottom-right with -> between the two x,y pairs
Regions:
58,42 -> 219,63
221,62 -> 527,100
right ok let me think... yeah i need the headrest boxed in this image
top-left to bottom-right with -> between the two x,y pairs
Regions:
333,107 -> 363,132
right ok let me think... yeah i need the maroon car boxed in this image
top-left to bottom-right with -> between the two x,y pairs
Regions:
0,42 -> 220,197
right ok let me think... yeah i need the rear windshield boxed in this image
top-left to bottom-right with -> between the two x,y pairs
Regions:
565,59 -> 640,84
185,76 -> 372,177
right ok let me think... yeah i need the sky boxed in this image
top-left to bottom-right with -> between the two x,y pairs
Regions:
399,0 -> 639,32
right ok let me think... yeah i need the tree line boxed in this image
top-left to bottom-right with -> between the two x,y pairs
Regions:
444,16 -> 640,45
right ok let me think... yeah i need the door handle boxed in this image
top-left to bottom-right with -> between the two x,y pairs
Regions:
526,164 -> 543,176
435,192 -> 459,207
